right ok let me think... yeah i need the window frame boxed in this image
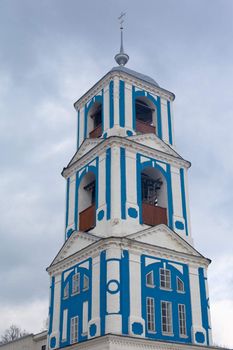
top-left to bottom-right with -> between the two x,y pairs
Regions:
178,304 -> 187,337
160,268 -> 171,290
70,316 -> 78,344
63,282 -> 69,299
146,297 -> 156,333
176,277 -> 185,293
161,301 -> 173,335
146,271 -> 155,288
83,275 -> 89,291
72,273 -> 80,295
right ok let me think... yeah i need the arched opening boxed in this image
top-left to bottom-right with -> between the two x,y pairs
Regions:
78,171 -> 96,232
88,101 -> 103,138
141,167 -> 167,226
135,97 -> 157,134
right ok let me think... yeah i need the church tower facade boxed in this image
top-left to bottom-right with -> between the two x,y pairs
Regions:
46,38 -> 213,350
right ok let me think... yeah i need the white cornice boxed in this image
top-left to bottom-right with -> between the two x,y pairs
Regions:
47,235 -> 210,276
62,136 -> 191,178
74,70 -> 175,111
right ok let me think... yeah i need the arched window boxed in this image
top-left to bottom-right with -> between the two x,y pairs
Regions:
177,277 -> 185,293
135,97 -> 157,134
146,271 -> 154,287
141,167 -> 167,226
78,171 -> 96,232
88,101 -> 103,138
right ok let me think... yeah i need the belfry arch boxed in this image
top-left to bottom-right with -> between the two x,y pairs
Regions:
135,96 -> 157,134
88,101 -> 103,138
78,171 -> 96,232
140,166 -> 167,226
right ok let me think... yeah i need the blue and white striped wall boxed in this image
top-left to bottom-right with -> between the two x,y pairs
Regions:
47,248 -> 212,349
75,75 -> 175,149
64,145 -> 191,242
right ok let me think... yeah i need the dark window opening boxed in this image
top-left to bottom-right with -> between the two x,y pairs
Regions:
91,106 -> 102,128
84,180 -> 96,204
141,173 -> 163,206
89,103 -> 102,138
136,100 -> 154,124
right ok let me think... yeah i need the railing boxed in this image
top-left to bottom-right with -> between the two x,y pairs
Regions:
89,124 -> 102,138
79,204 -> 96,232
142,202 -> 167,226
136,120 -> 156,134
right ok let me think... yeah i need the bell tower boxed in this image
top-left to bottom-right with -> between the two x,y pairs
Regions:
46,21 -> 214,350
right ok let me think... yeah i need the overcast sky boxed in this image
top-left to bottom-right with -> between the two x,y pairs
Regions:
0,0 -> 233,347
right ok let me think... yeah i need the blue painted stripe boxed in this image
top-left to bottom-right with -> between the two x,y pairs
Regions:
65,178 -> 70,229
101,89 -> 104,133
84,104 -> 88,139
132,86 -> 136,130
166,164 -> 174,230
157,96 -> 162,139
74,172 -> 79,230
109,81 -> 114,128
120,147 -> 126,219
95,157 -> 99,209
136,154 -> 143,224
167,101 -> 173,145
121,250 -> 130,334
77,110 -> 80,149
180,168 -> 188,236
119,80 -> 125,127
49,276 -> 55,335
106,148 -> 111,220
198,268 -> 210,345
100,251 -> 106,335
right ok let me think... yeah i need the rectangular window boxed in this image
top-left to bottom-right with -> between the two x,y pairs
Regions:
41,346 -> 46,350
146,297 -> 156,332
178,304 -> 187,336
70,316 -> 78,344
161,301 -> 173,334
160,268 -> 171,289
72,273 -> 80,294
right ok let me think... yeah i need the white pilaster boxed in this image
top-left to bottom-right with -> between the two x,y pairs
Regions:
125,83 -> 133,129
189,265 -> 207,345
103,85 -> 110,131
105,247 -> 122,334
50,274 -> 61,348
160,98 -> 169,144
129,252 -> 145,337
88,255 -> 101,338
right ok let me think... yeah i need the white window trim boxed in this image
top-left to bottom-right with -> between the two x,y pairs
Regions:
159,268 -> 172,290
70,316 -> 78,344
178,304 -> 187,337
161,301 -> 173,336
146,297 -> 156,333
72,273 -> 80,295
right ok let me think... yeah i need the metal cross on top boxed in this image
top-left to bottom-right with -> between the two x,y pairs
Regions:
118,12 -> 126,29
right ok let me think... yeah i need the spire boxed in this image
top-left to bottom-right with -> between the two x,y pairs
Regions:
114,12 -> 129,66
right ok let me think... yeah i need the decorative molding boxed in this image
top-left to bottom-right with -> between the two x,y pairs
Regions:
62,136 -> 190,179
74,70 -> 175,111
51,333 -> 229,350
47,233 -> 210,276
